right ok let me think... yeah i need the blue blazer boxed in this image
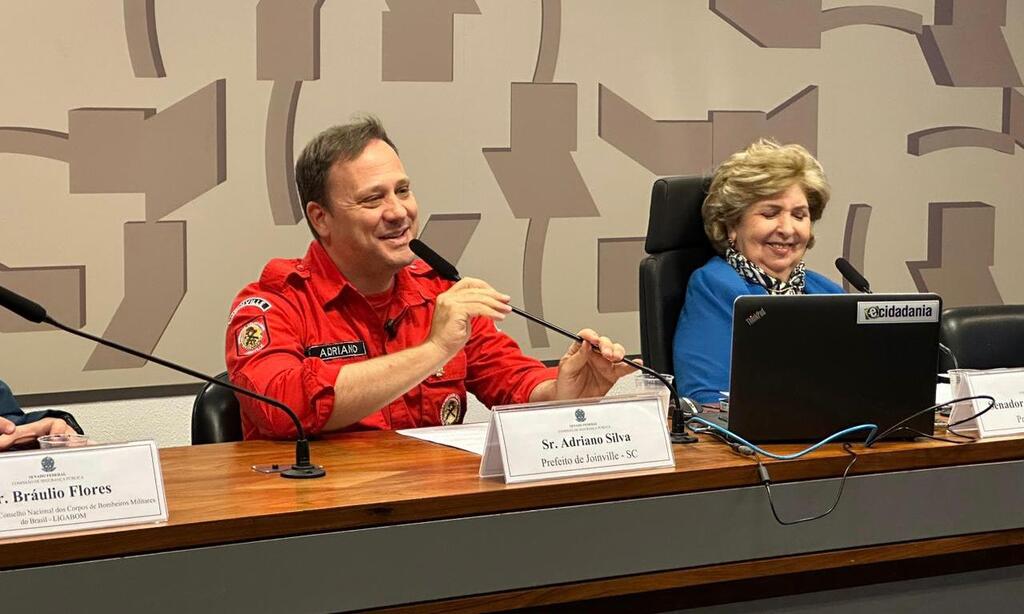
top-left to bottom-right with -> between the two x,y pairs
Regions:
672,257 -> 844,404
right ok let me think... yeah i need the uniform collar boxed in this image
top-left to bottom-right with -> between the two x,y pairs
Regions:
301,240 -> 430,309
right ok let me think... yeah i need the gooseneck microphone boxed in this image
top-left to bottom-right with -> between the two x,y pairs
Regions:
833,258 -> 959,369
409,239 -> 698,444
0,285 -> 325,479
834,257 -> 871,293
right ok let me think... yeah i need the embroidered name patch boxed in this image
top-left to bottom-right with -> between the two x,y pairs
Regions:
235,316 -> 270,355
229,296 -> 272,321
304,341 -> 367,361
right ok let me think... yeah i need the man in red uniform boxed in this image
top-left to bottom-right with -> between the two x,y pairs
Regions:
226,117 -> 633,440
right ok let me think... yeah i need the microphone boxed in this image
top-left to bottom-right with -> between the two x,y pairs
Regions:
0,285 -> 325,479
833,259 -> 959,369
0,285 -> 47,323
409,239 -> 698,444
835,257 -> 871,293
384,308 -> 408,340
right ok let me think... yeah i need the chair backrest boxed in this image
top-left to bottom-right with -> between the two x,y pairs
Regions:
639,176 -> 715,375
939,305 -> 1024,371
191,371 -> 243,444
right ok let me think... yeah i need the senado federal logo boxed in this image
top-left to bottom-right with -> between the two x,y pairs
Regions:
857,300 -> 940,324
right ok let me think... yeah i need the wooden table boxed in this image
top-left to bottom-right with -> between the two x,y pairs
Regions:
2,431 -> 1023,612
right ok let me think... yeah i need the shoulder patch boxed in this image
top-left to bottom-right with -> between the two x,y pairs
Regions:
235,315 -> 271,356
228,296 -> 272,321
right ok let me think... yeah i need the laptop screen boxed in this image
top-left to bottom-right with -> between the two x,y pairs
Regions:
726,293 -> 941,442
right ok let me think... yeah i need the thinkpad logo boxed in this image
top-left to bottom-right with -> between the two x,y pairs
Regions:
745,307 -> 767,326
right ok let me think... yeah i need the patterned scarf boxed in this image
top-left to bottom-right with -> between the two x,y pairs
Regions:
725,247 -> 806,295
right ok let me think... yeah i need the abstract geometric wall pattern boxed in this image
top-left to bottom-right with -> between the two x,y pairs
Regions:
713,0 -> 1022,301
382,0 -> 481,81
597,238 -> 647,314
0,265 -> 85,334
417,213 -> 482,266
123,0 -> 166,78
258,0 -> 326,225
711,0 -> 924,48
1,80 -> 226,370
484,0 -> 598,348
841,204 -> 873,293
599,85 -> 819,174
0,0 -> 1020,397
907,203 -> 1003,307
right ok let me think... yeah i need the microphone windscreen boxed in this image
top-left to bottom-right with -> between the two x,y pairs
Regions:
409,239 -> 461,282
0,285 -> 48,323
834,258 -> 870,292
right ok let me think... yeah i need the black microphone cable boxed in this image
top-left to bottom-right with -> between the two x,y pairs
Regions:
695,425 -> 860,526
864,395 -> 995,447
756,444 -> 860,526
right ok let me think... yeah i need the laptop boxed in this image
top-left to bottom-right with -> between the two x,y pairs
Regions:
700,293 -> 941,442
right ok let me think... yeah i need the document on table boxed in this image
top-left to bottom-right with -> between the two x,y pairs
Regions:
396,422 -> 489,455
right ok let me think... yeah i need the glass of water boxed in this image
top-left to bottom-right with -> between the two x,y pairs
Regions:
636,372 -> 674,419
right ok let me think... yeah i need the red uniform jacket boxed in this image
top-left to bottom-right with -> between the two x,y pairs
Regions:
226,241 -> 557,440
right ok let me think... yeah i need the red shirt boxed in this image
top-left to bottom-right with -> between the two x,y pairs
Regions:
226,241 -> 557,440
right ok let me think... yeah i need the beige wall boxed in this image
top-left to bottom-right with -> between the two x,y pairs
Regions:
1,0 -> 1022,398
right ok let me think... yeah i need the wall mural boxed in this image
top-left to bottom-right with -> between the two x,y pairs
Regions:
0,0 -> 1021,398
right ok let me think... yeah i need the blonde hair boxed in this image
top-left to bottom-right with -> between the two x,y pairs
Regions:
702,138 -> 830,255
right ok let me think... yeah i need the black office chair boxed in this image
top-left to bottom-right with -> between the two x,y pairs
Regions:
191,371 -> 243,444
638,176 -> 715,375
939,305 -> 1024,372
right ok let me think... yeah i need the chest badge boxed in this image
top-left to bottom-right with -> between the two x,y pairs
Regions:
440,393 -> 461,425
433,366 -> 445,379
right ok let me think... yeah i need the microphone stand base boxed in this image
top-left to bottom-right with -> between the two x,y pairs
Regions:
281,464 -> 327,479
671,433 -> 698,444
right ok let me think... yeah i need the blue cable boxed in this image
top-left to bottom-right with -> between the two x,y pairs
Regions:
687,416 -> 878,460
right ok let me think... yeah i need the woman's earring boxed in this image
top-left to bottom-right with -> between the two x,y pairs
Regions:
727,238 -> 736,250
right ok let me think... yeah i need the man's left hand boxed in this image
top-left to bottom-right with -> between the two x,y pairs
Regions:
552,329 -> 635,400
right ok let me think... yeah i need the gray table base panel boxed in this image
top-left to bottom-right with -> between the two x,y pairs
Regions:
685,564 -> 1024,614
3,460 -> 1022,613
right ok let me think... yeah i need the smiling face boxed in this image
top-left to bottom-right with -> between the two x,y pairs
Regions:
728,183 -> 811,282
306,139 -> 419,294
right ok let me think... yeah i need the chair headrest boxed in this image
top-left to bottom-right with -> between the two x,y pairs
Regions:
645,176 -> 712,254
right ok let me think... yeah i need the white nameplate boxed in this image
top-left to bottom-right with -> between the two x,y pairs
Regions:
480,394 -> 675,483
949,368 -> 1024,438
0,440 -> 168,539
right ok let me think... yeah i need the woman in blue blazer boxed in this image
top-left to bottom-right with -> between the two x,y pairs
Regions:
673,139 -> 843,404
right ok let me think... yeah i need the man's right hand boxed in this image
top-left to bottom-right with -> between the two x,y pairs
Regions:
0,417 -> 73,451
427,277 -> 512,358
323,277 -> 513,432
